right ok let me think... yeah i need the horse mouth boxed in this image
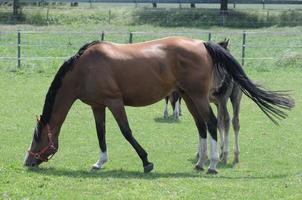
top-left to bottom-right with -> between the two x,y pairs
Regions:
24,153 -> 43,168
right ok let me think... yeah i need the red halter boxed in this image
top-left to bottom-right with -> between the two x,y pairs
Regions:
28,124 -> 57,162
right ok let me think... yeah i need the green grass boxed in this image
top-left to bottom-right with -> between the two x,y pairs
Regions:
1,4 -> 302,200
0,66 -> 302,199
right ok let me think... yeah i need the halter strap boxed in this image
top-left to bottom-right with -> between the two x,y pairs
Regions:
28,124 -> 57,162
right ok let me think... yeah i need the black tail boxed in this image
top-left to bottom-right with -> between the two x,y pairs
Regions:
204,41 -> 295,124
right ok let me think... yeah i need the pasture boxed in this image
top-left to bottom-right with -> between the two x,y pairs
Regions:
1,3 -> 302,200
1,62 -> 302,199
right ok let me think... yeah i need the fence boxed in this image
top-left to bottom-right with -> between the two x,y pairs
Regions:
0,30 -> 301,70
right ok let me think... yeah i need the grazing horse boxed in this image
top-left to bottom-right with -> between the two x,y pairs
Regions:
24,37 -> 294,174
163,40 -> 243,164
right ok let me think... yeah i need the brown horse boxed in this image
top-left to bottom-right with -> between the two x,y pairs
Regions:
24,37 -> 294,174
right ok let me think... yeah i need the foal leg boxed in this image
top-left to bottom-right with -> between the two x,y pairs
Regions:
108,102 -> 153,173
164,96 -> 169,119
231,86 -> 242,164
179,97 -> 182,116
216,103 -> 224,159
173,99 -> 180,120
91,106 -> 108,170
217,101 -> 230,164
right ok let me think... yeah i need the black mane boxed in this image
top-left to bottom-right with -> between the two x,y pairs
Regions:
35,40 -> 100,140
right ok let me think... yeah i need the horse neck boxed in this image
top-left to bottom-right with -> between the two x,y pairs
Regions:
47,78 -> 77,137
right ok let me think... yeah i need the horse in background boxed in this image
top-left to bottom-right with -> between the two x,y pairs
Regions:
24,37 -> 294,174
164,90 -> 182,119
163,40 -> 242,164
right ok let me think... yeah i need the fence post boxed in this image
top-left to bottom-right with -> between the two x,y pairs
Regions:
242,31 -> 246,66
220,11 -> 225,27
101,31 -> 105,41
108,10 -> 111,24
208,32 -> 212,41
17,30 -> 21,68
129,32 -> 133,43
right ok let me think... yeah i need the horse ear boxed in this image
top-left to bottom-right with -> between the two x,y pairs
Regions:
219,39 -> 230,49
225,39 -> 230,47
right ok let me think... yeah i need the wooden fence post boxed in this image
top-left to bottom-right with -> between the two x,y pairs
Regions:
101,31 -> 105,41
242,31 -> 246,66
17,30 -> 21,68
129,32 -> 133,43
108,10 -> 111,24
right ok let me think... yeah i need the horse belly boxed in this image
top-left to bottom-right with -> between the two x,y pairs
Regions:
122,81 -> 174,107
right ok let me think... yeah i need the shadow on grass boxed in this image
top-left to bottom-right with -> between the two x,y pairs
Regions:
187,156 -> 235,169
26,166 -> 291,180
153,116 -> 180,124
132,8 -> 302,28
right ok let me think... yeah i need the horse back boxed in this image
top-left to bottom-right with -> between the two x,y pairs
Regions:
74,37 -> 214,107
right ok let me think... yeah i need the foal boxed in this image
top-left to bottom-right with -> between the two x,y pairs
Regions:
164,40 -> 242,164
24,37 -> 294,174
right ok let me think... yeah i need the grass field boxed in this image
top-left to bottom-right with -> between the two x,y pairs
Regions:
1,4 -> 302,200
0,65 -> 302,200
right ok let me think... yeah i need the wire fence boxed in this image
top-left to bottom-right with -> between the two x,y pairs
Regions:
0,30 -> 302,70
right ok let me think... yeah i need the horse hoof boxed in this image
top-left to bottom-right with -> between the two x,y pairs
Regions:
195,165 -> 204,171
233,158 -> 239,164
144,163 -> 154,173
91,166 -> 100,170
207,168 -> 218,174
91,163 -> 102,170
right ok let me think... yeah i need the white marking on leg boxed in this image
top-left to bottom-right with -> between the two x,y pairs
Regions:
196,137 -> 207,169
173,100 -> 180,119
209,136 -> 219,171
92,150 -> 108,169
164,102 -> 169,118
234,129 -> 240,162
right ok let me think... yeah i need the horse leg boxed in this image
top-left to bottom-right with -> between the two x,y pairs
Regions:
108,101 -> 153,173
173,99 -> 180,120
231,86 -> 242,164
164,96 -> 169,118
179,97 -> 182,116
191,96 -> 219,174
182,94 -> 207,171
91,106 -> 108,170
170,93 -> 179,120
216,103 -> 224,160
218,101 -> 230,164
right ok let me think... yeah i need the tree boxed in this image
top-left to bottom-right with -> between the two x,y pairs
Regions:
220,0 -> 228,11
13,0 -> 21,16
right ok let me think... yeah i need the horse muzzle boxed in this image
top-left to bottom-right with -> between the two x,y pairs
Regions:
24,152 -> 43,167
